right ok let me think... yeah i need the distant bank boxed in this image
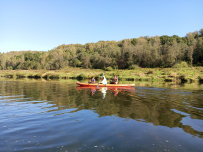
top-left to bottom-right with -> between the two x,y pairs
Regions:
0,67 -> 203,84
0,28 -> 203,71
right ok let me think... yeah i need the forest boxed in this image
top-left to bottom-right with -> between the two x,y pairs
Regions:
0,28 -> 203,70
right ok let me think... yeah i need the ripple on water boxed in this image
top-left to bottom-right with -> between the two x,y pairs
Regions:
0,80 -> 203,152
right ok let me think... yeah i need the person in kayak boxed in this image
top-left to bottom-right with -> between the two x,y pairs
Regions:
100,74 -> 107,85
110,75 -> 118,84
89,77 -> 95,84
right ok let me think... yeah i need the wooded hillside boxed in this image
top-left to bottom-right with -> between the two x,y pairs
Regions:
1,28 -> 203,70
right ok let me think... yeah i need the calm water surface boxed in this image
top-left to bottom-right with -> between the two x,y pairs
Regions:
0,79 -> 203,152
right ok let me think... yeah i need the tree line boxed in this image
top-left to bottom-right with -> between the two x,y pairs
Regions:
0,28 -> 203,70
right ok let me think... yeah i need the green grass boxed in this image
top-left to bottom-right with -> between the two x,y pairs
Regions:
0,67 -> 203,83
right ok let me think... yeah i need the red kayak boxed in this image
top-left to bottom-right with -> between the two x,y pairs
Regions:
76,82 -> 135,87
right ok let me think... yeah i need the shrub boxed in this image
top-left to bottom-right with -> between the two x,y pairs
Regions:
146,70 -> 154,74
128,64 -> 140,70
173,62 -> 188,68
169,73 -> 177,78
105,66 -> 113,71
77,73 -> 87,79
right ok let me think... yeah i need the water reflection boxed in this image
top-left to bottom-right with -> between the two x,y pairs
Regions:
0,80 -> 203,142
76,86 -> 135,99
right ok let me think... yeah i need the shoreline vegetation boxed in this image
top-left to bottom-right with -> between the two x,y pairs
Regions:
0,29 -> 203,71
0,67 -> 203,84
1,29 -> 203,84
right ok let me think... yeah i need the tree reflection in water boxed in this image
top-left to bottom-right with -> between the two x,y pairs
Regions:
0,80 -> 202,138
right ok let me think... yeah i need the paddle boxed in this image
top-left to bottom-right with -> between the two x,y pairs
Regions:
97,81 -> 100,88
97,73 -> 104,88
97,76 -> 102,88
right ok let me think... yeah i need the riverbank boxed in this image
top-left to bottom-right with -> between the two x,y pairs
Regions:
0,67 -> 203,83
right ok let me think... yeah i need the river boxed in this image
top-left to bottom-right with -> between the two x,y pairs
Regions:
0,79 -> 202,152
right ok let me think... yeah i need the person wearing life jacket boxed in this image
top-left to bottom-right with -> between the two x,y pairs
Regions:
100,74 -> 107,85
111,75 -> 118,84
89,77 -> 95,84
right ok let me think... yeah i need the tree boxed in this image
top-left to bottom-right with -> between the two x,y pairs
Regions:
0,28 -> 202,69
131,38 -> 138,46
193,37 -> 203,65
200,28 -> 203,37
0,54 -> 6,70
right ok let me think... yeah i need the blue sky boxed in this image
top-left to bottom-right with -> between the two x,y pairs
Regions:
0,0 -> 202,52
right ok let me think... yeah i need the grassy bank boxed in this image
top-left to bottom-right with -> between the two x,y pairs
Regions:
0,67 -> 203,83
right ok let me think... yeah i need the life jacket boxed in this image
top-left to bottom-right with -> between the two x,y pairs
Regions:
101,76 -> 107,85
113,77 -> 118,84
114,77 -> 118,81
